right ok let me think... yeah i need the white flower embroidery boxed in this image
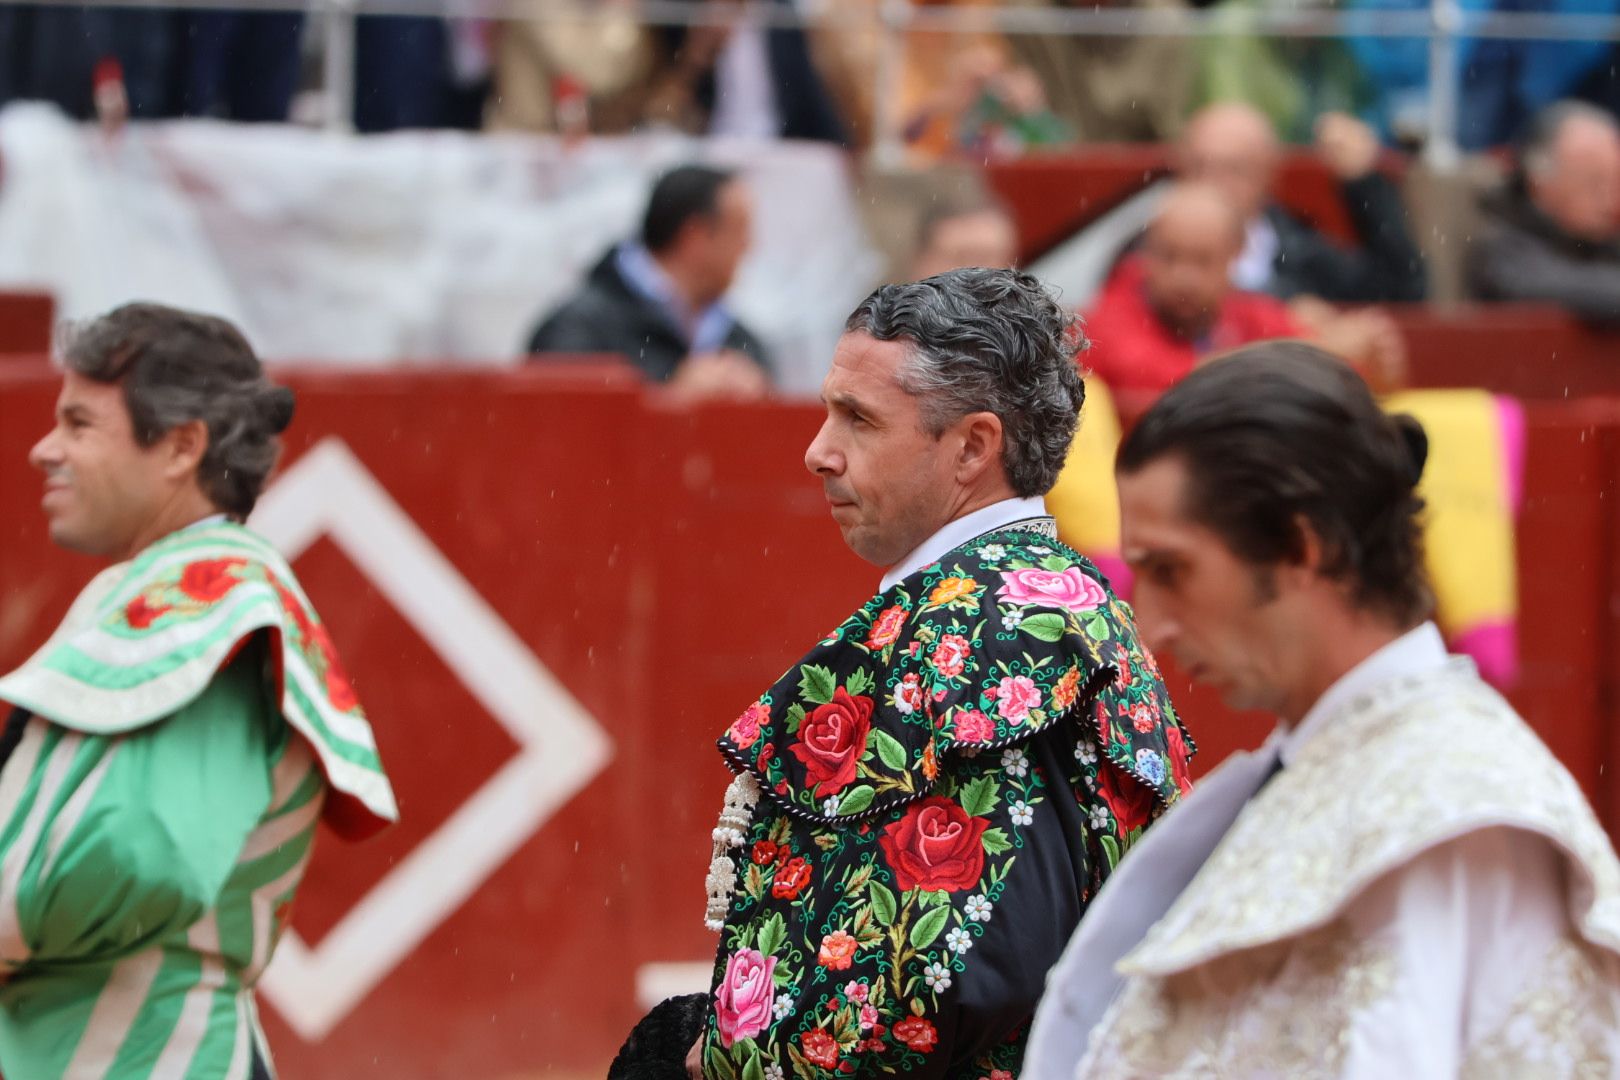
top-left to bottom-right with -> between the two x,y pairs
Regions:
981,544 -> 1007,560
1001,749 -> 1030,777
1010,800 -> 1035,826
1029,545 -> 1054,555
924,962 -> 953,992
1088,805 -> 1111,830
1075,740 -> 1099,765
765,1065 -> 786,1080
773,995 -> 796,1021
946,927 -> 974,954
965,893 -> 993,922
822,795 -> 841,816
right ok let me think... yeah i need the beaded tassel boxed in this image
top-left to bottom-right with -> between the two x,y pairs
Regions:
704,771 -> 761,931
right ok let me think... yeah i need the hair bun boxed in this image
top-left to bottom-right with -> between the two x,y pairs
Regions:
262,385 -> 296,435
1391,413 -> 1428,486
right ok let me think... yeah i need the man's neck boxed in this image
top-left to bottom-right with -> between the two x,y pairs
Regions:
650,250 -> 710,315
1280,613 -> 1411,725
116,497 -> 224,563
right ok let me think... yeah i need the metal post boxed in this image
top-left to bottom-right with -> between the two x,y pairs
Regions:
322,0 -> 357,133
1425,0 -> 1462,171
871,0 -> 911,168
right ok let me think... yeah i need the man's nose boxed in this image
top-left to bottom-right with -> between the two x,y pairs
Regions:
29,429 -> 61,473
804,420 -> 841,476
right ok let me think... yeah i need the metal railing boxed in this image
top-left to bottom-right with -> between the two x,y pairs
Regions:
23,0 -> 1620,168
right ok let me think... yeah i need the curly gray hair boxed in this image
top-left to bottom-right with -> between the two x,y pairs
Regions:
60,303 -> 295,518
843,268 -> 1087,496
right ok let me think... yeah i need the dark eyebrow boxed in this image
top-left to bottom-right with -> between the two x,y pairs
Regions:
825,391 -> 869,414
59,403 -> 93,422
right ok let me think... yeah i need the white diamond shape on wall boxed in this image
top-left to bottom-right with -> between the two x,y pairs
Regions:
248,437 -> 613,1040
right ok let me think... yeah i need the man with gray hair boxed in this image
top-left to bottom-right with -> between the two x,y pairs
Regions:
0,303 -> 395,1078
655,268 -> 1193,1078
1469,99 -> 1620,322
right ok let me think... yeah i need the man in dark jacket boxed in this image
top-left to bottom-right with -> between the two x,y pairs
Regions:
527,164 -> 773,399
1468,100 -> 1620,324
1179,101 -> 1428,304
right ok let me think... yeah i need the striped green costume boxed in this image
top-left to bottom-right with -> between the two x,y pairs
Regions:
0,520 -> 397,1078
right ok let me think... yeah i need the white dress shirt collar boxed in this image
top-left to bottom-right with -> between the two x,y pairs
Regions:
878,496 -> 1050,593
1280,621 -> 1449,767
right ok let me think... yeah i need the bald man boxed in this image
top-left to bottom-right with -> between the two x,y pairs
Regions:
1469,100 -> 1620,323
1177,102 -> 1427,304
1082,183 -> 1302,394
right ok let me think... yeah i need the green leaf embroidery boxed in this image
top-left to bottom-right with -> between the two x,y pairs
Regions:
1085,614 -> 1112,641
870,882 -> 898,926
837,785 -> 876,816
909,905 -> 951,950
1040,555 -> 1071,572
845,667 -> 874,697
798,665 -> 838,705
757,912 -> 787,957
707,1045 -> 737,1080
872,729 -> 908,771
981,827 -> 1013,855
1100,833 -> 1121,871
742,1050 -> 765,1080
917,887 -> 951,909
1019,613 -> 1068,642
784,702 -> 806,736
958,775 -> 999,817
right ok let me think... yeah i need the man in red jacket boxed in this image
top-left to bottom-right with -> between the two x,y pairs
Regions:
1083,183 -> 1301,396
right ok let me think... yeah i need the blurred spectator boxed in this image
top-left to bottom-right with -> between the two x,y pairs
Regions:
354,16 -> 488,132
1347,0 -> 1620,151
1006,0 -> 1190,144
1468,101 -> 1620,323
486,5 -> 658,134
0,6 -> 182,119
1083,183 -> 1302,394
181,11 -> 305,122
909,195 -> 1019,278
527,165 -> 772,401
1084,182 -> 1405,395
641,0 -> 848,142
1180,101 -> 1427,303
901,40 -> 1070,161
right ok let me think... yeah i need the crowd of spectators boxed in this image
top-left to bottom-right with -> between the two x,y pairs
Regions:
6,1 -> 1620,405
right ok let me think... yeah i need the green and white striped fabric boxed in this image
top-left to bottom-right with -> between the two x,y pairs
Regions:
0,520 -> 396,1077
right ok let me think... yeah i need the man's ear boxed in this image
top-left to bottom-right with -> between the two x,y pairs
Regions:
955,411 -> 1005,485
1287,512 -> 1328,579
160,419 -> 209,482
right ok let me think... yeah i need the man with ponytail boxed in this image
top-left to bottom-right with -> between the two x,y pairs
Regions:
1027,340 -> 1620,1076
0,303 -> 396,1078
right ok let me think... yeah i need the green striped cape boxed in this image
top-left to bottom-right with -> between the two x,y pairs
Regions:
0,520 -> 396,838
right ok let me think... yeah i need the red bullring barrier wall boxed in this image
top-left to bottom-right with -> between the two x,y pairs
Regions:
0,364 -> 1616,1076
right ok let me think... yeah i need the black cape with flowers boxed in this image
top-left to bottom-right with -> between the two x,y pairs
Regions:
701,519 -> 1195,1079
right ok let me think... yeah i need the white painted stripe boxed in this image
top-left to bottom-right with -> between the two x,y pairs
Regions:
150,955 -> 226,1076
63,948 -> 164,1079
224,991 -> 252,1080
243,852 -> 313,985
237,792 -> 322,866
266,737 -> 315,815
0,731 -> 82,967
636,962 -> 713,1009
39,743 -> 117,882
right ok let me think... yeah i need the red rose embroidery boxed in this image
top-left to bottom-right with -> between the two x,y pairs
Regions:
789,689 -> 873,796
892,673 -> 925,716
1165,723 -> 1193,795
801,1029 -> 840,1068
772,857 -> 812,899
929,634 -> 972,679
866,605 -> 908,649
1096,760 -> 1155,835
817,930 -> 857,970
324,658 -> 359,713
178,558 -> 247,603
751,840 -> 779,865
878,795 -> 988,893
893,1016 -> 938,1053
1129,703 -> 1157,733
124,594 -> 170,630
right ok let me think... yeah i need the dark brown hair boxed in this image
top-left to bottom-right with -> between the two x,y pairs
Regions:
1118,341 -> 1433,626
61,302 -> 294,518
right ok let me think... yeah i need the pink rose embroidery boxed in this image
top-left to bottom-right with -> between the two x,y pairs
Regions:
714,948 -> 777,1048
727,701 -> 769,749
996,567 -> 1107,613
893,673 -> 925,715
990,675 -> 1041,724
930,634 -> 972,679
953,708 -> 996,742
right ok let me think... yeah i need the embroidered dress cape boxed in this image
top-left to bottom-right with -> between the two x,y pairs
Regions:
1073,658 -> 1620,1078
701,521 -> 1194,1079
0,521 -> 397,1078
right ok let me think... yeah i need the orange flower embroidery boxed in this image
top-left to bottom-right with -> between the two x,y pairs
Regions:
928,576 -> 980,606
